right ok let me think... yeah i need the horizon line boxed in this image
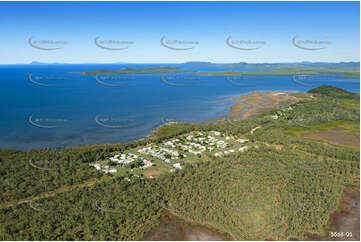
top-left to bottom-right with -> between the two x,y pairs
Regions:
1,60 -> 360,65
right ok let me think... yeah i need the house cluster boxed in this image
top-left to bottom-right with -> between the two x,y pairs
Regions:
138,144 -> 181,163
90,152 -> 152,174
109,153 -> 152,169
214,138 -> 249,157
271,106 -> 294,120
89,163 -> 118,174
89,130 -> 251,175
170,162 -> 183,172
183,131 -> 229,150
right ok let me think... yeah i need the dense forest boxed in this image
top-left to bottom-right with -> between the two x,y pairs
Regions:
0,85 -> 359,240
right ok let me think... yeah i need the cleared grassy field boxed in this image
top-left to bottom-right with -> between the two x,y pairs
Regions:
285,120 -> 359,150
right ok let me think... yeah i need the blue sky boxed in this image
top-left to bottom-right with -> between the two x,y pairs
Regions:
0,1 -> 359,64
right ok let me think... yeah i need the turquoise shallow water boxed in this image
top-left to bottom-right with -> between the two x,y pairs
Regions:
0,64 -> 359,150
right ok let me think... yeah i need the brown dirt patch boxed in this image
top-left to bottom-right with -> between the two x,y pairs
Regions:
301,129 -> 359,147
328,187 -> 360,241
142,215 -> 226,241
144,170 -> 163,178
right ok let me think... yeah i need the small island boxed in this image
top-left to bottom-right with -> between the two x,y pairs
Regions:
74,66 -> 197,75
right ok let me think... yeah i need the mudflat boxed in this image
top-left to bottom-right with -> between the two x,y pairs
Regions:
142,215 -> 226,241
329,187 -> 360,241
207,91 -> 300,123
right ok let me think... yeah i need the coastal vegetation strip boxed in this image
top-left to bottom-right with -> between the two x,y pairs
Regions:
197,70 -> 360,77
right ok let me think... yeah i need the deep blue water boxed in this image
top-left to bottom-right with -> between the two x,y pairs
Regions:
0,64 -> 359,150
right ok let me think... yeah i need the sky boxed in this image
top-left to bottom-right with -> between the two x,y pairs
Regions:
0,1 -> 359,64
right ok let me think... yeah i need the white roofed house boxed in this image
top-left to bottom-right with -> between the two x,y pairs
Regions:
142,159 -> 152,168
90,163 -> 101,170
123,158 -> 132,164
173,163 -> 182,169
216,140 -> 227,149
237,138 -> 248,143
109,168 -> 117,173
109,157 -> 120,162
238,146 -> 249,152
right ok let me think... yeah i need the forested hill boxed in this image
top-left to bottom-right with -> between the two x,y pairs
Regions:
0,85 -> 359,240
308,85 -> 360,99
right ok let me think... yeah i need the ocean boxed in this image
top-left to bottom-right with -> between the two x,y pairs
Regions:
0,63 -> 359,150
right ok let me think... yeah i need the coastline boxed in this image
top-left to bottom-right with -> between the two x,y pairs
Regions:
205,90 -> 302,123
145,90 -> 304,139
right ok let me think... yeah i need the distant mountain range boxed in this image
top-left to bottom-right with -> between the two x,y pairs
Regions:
183,61 -> 360,66
29,61 -> 129,65
4,61 -> 356,68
